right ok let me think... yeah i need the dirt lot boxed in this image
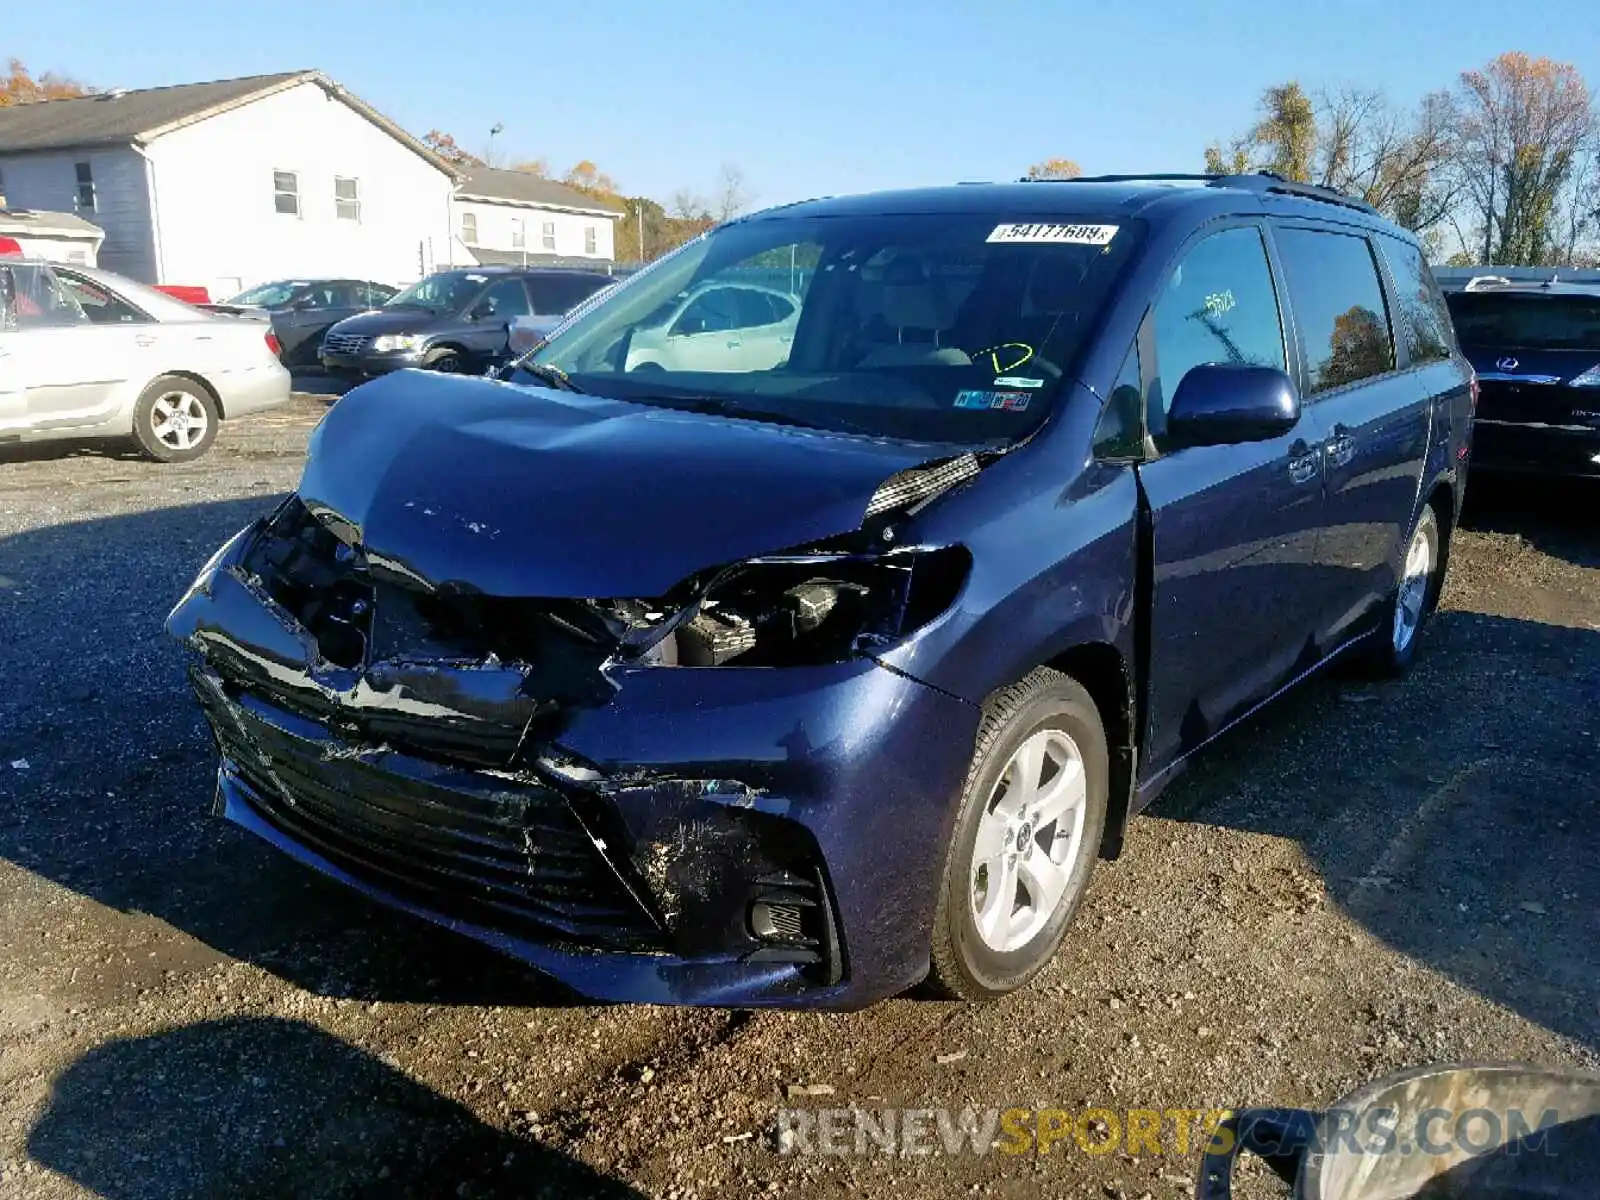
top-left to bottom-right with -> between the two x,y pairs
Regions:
0,395 -> 1595,1199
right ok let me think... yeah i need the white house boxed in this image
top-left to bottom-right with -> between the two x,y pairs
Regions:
0,71 -> 461,298
0,208 -> 104,265
452,167 -> 621,268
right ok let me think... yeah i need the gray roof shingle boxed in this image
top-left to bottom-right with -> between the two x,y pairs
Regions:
0,72 -> 311,154
458,167 -> 623,217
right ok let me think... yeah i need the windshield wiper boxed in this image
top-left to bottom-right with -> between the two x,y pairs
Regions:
624,393 -> 872,435
507,360 -> 585,393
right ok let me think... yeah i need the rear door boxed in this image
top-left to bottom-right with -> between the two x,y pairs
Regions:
464,277 -> 534,363
1134,223 -> 1330,777
1269,225 -> 1430,649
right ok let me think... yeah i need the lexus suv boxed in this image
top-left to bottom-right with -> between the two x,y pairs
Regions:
169,174 -> 1472,1009
1444,276 -> 1600,478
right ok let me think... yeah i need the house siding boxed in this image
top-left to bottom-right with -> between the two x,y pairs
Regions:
452,197 -> 617,264
143,80 -> 456,297
0,148 -> 155,280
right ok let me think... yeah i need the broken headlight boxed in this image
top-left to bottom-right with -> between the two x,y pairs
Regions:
633,545 -> 971,668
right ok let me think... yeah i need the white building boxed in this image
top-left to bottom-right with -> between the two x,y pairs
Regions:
452,167 -> 621,268
0,71 -> 461,298
0,209 -> 104,265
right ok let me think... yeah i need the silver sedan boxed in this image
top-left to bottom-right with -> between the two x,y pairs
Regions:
0,259 -> 290,461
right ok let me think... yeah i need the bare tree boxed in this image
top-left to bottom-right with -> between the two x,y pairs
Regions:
1317,87 -> 1460,232
1555,134 -> 1600,266
1449,52 -> 1595,264
668,188 -> 709,221
713,164 -> 755,221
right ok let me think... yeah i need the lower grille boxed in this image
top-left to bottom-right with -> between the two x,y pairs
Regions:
322,333 -> 370,355
198,676 -> 660,951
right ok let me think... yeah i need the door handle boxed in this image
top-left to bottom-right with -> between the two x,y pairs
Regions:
726,338 -> 742,349
134,334 -> 156,347
1325,424 -> 1356,467
1288,439 -> 1321,485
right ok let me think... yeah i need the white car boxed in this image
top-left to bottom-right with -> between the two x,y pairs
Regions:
0,259 -> 290,461
623,282 -> 799,374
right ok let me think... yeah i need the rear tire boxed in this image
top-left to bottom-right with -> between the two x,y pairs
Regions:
130,376 -> 218,462
1355,502 -> 1444,678
926,668 -> 1108,1001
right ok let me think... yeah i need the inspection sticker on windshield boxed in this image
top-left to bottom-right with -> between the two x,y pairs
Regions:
955,389 -> 1031,411
993,375 -> 1045,389
986,222 -> 1119,245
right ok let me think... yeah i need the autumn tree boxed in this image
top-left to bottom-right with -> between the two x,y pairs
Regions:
1025,158 -> 1082,180
1450,52 -> 1596,265
0,58 -> 93,105
563,160 -> 619,196
1251,83 -> 1318,182
421,130 -> 484,168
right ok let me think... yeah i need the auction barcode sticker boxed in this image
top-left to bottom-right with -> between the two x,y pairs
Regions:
986,223 -> 1119,245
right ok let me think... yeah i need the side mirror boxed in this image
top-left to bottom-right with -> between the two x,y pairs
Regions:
290,298 -> 316,311
1166,364 -> 1301,448
469,302 -> 495,321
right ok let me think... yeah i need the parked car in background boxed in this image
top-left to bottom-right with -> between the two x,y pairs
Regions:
318,267 -> 615,379
204,279 -> 398,367
620,280 -> 801,373
0,259 -> 289,461
1443,275 -> 1600,479
170,175 -> 1470,1009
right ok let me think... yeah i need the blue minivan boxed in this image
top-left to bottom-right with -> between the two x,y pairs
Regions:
169,173 -> 1473,1009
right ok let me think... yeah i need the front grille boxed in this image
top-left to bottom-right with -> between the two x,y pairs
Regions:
197,677 -> 660,951
322,333 -> 370,355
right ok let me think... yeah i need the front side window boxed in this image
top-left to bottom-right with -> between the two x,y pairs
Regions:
474,277 -> 532,319
584,225 -> 598,254
74,162 -> 95,211
273,171 -> 299,216
461,212 -> 478,245
542,221 -> 557,251
1149,225 -> 1287,417
1275,228 -> 1396,393
335,177 -> 360,222
1094,345 -> 1146,459
529,211 -> 1143,446
362,283 -> 395,307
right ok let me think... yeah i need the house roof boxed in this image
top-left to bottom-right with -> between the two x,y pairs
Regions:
0,208 -> 105,240
457,167 -> 623,218
0,71 -> 460,177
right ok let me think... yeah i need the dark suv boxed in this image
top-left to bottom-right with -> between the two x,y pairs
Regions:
317,266 -> 615,378
1444,276 -> 1600,478
170,174 -> 1472,1010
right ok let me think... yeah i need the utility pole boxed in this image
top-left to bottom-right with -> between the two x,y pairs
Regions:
486,122 -> 504,168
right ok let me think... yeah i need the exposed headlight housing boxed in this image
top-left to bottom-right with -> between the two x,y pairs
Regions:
1568,363 -> 1600,388
626,545 -> 971,668
373,334 -> 425,352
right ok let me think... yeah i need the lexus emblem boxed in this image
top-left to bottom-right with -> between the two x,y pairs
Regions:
1496,356 -> 1519,371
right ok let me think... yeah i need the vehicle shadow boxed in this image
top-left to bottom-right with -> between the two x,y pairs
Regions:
26,1016 -> 644,1200
1460,474 -> 1599,568
0,438 -> 148,464
1150,598 -> 1599,1051
0,496 -> 589,1008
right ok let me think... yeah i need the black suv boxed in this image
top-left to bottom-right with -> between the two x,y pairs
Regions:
318,266 -> 615,379
1444,275 -> 1600,478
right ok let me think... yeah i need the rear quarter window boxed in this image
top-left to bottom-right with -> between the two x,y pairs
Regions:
1274,227 -> 1396,394
1375,237 -> 1454,364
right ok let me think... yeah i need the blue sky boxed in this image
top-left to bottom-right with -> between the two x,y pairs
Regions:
10,0 -> 1600,207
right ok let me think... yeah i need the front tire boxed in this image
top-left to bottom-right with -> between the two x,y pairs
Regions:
131,376 -> 218,462
926,668 -> 1108,1001
423,347 -> 463,373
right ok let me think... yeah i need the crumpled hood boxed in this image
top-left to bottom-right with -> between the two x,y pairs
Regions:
299,372 -> 959,597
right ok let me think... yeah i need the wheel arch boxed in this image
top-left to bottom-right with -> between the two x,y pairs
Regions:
145,370 -> 225,418
1041,641 -> 1136,861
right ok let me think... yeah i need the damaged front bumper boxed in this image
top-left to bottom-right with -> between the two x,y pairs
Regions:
167,513 -> 980,1009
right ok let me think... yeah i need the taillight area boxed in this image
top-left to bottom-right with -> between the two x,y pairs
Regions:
264,331 -> 282,358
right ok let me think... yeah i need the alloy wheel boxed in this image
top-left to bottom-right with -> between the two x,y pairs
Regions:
1393,514 -> 1438,655
150,390 -> 210,452
969,727 -> 1089,953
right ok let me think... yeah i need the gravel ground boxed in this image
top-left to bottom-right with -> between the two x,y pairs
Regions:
0,396 -> 1595,1199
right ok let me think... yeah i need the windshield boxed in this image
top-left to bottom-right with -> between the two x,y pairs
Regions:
1445,292 -> 1600,352
386,271 -> 490,314
525,212 -> 1142,444
228,281 -> 307,308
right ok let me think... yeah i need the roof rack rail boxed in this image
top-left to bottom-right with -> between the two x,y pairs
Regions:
1021,171 -> 1380,216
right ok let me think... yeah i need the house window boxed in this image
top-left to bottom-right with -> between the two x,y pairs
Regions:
584,225 -> 597,255
334,177 -> 360,222
512,221 -> 525,249
273,171 -> 299,216
462,212 -> 478,245
74,162 -> 96,212
541,221 -> 556,251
